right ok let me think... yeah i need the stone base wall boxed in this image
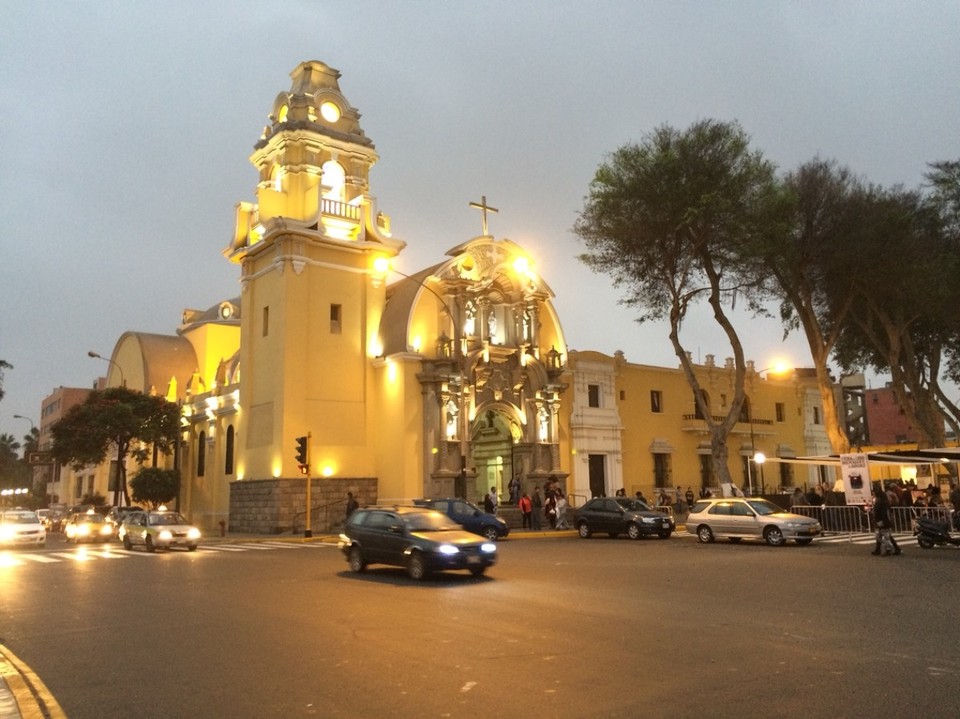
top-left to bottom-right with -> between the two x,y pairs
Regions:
229,477 -> 378,535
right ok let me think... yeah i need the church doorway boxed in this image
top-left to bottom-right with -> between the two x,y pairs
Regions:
470,408 -> 517,505
588,454 -> 606,498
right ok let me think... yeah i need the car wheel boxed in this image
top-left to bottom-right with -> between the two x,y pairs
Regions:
482,526 -> 499,541
348,546 -> 366,573
795,538 -> 813,546
469,566 -> 486,577
918,536 -> 935,549
697,525 -> 714,543
627,523 -> 642,540
122,535 -> 133,551
657,530 -> 672,539
577,522 -> 592,539
188,544 -> 198,552
407,552 -> 427,581
764,526 -> 785,547
145,535 -> 156,553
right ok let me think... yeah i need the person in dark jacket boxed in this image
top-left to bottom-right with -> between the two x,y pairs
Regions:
871,485 -> 901,556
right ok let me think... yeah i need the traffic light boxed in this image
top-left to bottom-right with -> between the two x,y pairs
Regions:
294,435 -> 308,466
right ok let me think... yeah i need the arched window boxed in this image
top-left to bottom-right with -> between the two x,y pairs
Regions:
320,160 -> 345,200
197,431 -> 206,478
224,425 -> 235,476
740,396 -> 752,424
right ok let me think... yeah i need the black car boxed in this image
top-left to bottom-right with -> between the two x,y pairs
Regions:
412,498 -> 509,540
575,497 -> 675,540
338,506 -> 498,580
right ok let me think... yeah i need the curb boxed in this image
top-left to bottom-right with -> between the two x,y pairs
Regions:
0,644 -> 66,719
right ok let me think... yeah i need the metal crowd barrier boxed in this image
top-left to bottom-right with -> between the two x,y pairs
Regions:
789,504 -> 955,538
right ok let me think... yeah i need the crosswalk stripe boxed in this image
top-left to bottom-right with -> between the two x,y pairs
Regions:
255,542 -> 308,549
199,545 -> 248,552
16,554 -> 59,563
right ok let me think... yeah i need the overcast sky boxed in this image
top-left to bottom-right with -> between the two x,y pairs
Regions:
2,1 -> 958,440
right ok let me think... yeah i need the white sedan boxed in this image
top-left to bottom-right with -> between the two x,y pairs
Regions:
686,497 -> 822,546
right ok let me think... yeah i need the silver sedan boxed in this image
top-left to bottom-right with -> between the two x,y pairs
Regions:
685,497 -> 822,546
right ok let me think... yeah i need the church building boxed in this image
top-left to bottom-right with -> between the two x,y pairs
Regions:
87,61 -> 570,532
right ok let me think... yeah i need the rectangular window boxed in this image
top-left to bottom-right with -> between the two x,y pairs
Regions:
650,390 -> 662,413
775,402 -> 785,422
262,306 -> 270,337
653,453 -> 672,488
619,390 -> 625,401
813,406 -> 822,424
330,304 -> 342,334
587,384 -> 600,408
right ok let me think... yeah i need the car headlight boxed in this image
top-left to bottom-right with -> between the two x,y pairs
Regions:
187,528 -> 201,540
437,544 -> 460,555
480,542 -> 497,553
0,527 -> 14,541
158,530 -> 173,541
99,525 -> 112,536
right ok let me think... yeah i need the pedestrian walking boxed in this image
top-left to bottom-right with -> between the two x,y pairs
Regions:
684,487 -> 694,511
345,491 -> 359,519
871,485 -> 901,556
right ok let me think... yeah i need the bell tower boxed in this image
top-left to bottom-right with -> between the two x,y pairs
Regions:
224,61 -> 405,482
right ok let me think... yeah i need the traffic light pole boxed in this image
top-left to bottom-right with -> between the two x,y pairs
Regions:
294,433 -> 312,537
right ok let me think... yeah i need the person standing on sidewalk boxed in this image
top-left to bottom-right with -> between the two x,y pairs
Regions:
531,486 -> 543,530
554,489 -> 568,530
345,492 -> 359,520
518,491 -> 533,529
871,485 -> 901,556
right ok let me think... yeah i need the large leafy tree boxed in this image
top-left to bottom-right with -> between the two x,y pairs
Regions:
833,184 -> 960,448
575,119 -> 778,488
51,387 -> 180,505
755,159 -> 866,454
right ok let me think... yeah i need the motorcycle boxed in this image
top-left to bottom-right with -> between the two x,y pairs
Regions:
914,516 -> 960,549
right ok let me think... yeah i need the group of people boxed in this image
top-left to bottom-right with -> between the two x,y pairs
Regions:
491,475 -> 569,531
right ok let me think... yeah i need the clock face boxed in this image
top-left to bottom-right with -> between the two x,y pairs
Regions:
319,101 -> 341,123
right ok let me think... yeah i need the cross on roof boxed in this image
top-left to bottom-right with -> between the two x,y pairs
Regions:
468,195 -> 499,236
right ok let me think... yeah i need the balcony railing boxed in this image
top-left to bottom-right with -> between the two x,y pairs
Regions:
321,198 -> 361,221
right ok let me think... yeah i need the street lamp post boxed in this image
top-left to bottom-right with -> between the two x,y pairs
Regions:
87,351 -> 126,388
746,362 -> 792,497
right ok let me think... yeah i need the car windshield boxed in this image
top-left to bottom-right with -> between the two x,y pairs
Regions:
404,512 -> 460,532
615,498 -> 652,512
147,512 -> 187,526
78,514 -> 105,523
746,499 -> 784,516
1,511 -> 39,524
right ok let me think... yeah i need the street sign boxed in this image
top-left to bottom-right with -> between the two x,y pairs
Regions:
28,452 -> 53,465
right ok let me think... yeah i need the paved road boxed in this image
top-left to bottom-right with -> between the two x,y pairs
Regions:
3,533 -> 960,718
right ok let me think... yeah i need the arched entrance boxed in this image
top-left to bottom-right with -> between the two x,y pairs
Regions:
469,407 -> 521,504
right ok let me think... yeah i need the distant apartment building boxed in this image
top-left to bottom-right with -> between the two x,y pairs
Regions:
39,385 -> 93,503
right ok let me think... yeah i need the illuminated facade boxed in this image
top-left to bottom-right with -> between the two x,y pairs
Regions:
564,350 -> 831,501
73,61 -> 570,531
